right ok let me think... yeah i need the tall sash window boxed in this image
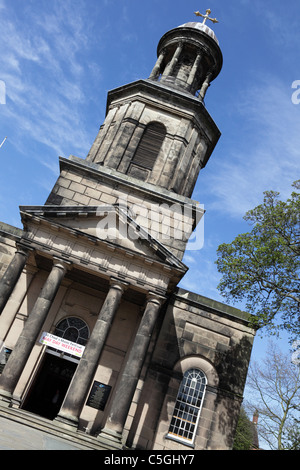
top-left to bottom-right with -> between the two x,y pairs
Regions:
167,368 -> 207,445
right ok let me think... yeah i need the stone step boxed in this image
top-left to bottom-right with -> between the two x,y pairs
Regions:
0,403 -> 122,450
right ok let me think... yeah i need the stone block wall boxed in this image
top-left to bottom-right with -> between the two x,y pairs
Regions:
127,288 -> 256,450
45,156 -> 201,260
86,80 -> 221,199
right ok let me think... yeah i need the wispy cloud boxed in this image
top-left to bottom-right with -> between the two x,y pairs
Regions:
0,0 -> 98,166
200,75 -> 300,219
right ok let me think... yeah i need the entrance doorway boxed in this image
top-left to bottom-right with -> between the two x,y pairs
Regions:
22,353 -> 77,420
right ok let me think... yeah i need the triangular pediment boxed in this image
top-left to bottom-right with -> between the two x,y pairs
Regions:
19,205 -> 187,272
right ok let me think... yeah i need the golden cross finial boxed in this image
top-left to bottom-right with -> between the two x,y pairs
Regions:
194,9 -> 219,25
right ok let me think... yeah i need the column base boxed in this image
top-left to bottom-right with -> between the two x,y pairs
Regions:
0,389 -> 13,407
97,427 -> 125,450
54,413 -> 79,431
10,395 -> 22,409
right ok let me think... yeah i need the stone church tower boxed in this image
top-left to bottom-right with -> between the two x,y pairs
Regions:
0,15 -> 256,450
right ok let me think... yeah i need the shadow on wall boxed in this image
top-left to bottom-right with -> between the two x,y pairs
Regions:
213,335 -> 254,448
125,309 -> 254,450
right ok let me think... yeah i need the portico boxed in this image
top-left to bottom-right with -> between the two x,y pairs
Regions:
0,205 -> 185,443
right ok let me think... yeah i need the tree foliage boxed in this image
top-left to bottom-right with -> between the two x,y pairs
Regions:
233,406 -> 254,450
216,181 -> 300,338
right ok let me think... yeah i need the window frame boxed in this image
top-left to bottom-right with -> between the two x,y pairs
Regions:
46,317 -> 90,362
53,317 -> 90,346
166,368 -> 207,447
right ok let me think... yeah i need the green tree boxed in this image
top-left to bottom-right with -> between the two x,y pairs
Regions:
216,181 -> 300,339
233,406 -> 254,450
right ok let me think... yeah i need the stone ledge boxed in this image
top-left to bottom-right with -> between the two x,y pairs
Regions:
173,287 -> 256,327
0,221 -> 23,241
60,155 -> 202,213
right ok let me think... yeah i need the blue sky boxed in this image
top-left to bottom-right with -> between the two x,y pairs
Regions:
0,0 -> 299,410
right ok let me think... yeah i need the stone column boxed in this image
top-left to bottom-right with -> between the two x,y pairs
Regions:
161,42 -> 183,79
149,50 -> 165,80
0,265 -> 38,341
187,50 -> 202,89
0,245 -> 31,315
55,279 -> 126,428
199,71 -> 213,101
99,293 -> 163,445
0,259 -> 68,404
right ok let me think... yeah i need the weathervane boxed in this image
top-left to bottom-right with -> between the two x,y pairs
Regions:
194,9 -> 219,25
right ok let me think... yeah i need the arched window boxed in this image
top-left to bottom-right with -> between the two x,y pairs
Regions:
54,317 -> 90,346
45,318 -> 90,362
128,122 -> 166,180
167,368 -> 207,445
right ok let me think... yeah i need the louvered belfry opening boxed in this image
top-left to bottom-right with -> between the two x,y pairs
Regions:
127,122 -> 166,181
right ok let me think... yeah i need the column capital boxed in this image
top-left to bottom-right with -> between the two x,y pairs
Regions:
15,243 -> 33,257
52,257 -> 72,272
145,291 -> 166,307
109,277 -> 129,292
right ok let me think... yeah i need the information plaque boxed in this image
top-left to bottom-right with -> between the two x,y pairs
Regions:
86,381 -> 111,411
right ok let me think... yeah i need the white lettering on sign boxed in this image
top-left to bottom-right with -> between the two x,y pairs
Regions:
39,332 -> 85,357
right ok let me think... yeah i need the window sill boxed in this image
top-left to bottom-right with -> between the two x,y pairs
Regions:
165,433 -> 195,449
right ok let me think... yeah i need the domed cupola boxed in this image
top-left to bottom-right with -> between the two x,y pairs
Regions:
149,10 -> 222,99
85,11 -> 222,197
